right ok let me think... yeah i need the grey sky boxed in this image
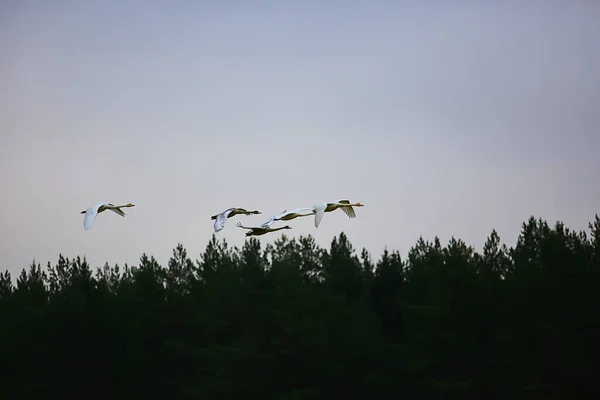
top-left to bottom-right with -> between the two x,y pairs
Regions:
1,1 -> 599,275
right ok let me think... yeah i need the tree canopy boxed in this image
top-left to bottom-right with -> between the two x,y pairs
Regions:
1,215 -> 599,398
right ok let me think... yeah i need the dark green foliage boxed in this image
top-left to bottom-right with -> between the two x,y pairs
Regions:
1,217 -> 600,398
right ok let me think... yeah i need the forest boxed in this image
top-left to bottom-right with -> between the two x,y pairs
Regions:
1,215 -> 599,399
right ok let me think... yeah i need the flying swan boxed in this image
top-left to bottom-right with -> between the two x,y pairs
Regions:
211,207 -> 262,232
81,203 -> 135,230
313,199 -> 364,228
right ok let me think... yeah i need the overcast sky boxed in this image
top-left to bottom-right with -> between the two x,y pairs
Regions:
1,1 -> 599,275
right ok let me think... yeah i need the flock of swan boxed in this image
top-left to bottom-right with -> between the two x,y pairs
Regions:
81,200 -> 365,236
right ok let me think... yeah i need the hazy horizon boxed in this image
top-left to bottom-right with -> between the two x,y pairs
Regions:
2,1 -> 599,275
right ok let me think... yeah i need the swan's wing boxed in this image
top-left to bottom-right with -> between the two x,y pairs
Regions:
339,206 -> 356,218
260,216 -> 276,229
313,203 -> 327,228
271,209 -> 288,219
333,200 -> 355,218
108,207 -> 126,217
214,213 -> 228,232
283,207 -> 305,215
262,209 -> 291,227
83,206 -> 100,230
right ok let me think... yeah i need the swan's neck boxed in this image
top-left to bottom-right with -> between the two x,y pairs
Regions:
113,204 -> 133,208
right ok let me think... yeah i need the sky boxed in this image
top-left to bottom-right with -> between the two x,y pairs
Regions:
1,1 -> 600,276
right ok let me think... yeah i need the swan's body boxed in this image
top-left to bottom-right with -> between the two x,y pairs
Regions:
235,220 -> 292,237
211,207 -> 261,232
81,202 -> 135,230
260,207 -> 315,228
313,199 -> 364,228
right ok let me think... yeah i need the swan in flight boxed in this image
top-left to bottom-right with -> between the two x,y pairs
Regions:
81,203 -> 135,230
260,207 -> 315,228
235,221 -> 292,237
211,207 -> 262,232
313,199 -> 364,228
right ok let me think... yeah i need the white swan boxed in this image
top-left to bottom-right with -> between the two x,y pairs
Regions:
81,203 -> 135,230
211,207 -> 262,232
235,220 -> 292,237
313,199 -> 364,228
259,207 -> 315,228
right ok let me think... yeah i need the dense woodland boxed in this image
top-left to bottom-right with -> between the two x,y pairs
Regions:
1,215 -> 599,399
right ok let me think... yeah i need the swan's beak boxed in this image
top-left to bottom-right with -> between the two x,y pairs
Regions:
80,211 -> 86,214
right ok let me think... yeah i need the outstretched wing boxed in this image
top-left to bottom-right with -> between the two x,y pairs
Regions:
108,207 -> 126,217
339,206 -> 355,218
313,203 -> 327,228
335,200 -> 356,218
260,208 -> 290,228
83,206 -> 99,230
214,212 -> 228,232
260,217 -> 276,229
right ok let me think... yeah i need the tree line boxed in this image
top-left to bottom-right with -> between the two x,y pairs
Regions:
1,215 -> 599,399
